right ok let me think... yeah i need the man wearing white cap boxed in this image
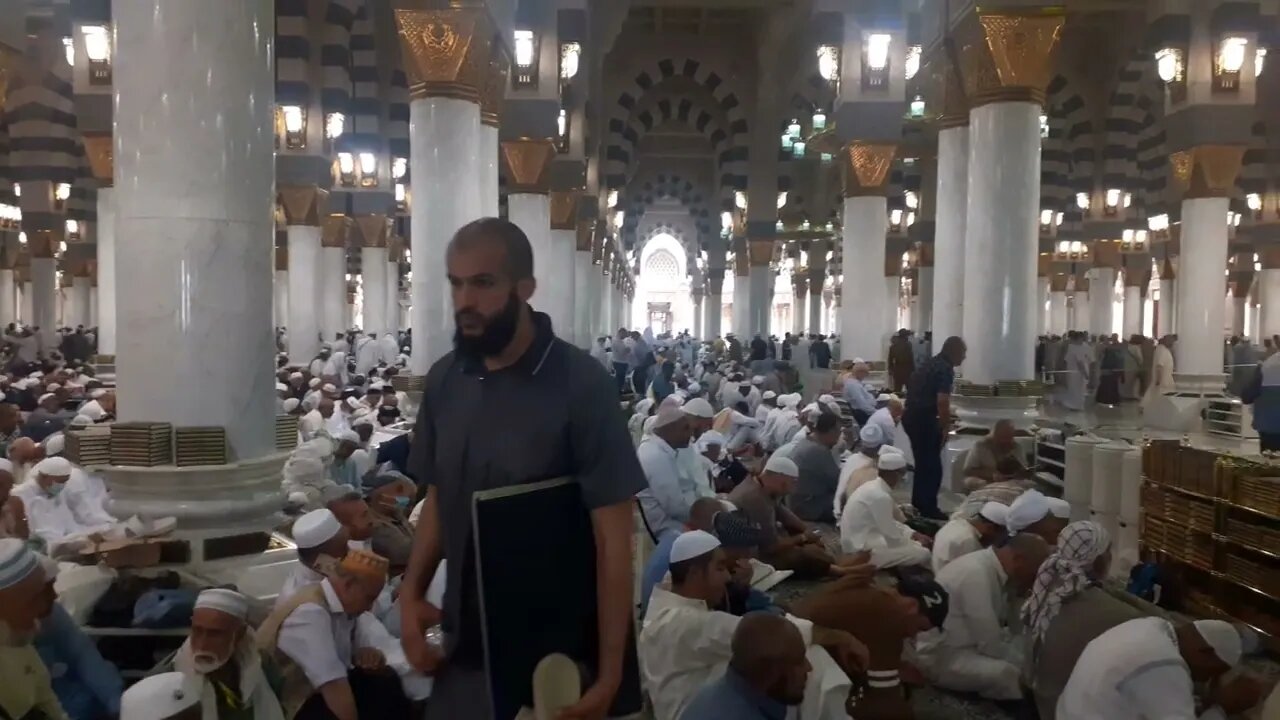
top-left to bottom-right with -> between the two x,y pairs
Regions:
174,589 -> 284,720
637,399 -> 699,540
754,390 -> 777,425
1006,489 -> 1068,546
961,420 -> 1030,492
866,395 -> 907,462
280,509 -> 351,606
327,431 -> 362,489
744,376 -> 764,415
675,399 -> 717,500
765,394 -> 803,452
931,501 -> 1008,574
640,530 -> 866,720
42,438 -> 116,537
14,457 -> 116,554
298,399 -> 333,442
1057,617 -> 1264,719
121,672 -> 200,720
841,361 -> 876,426
838,451 -> 932,568
0,539 -> 65,720
833,425 -> 885,519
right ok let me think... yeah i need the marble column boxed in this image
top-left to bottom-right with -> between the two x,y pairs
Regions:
396,11 -> 491,375
932,125 -> 968,343
0,268 -> 14,325
114,0 -> 276,465
1123,284 -> 1142,338
1036,276 -> 1050,336
1158,275 -> 1177,338
274,248 -> 289,330
280,187 -> 327,363
97,187 -> 116,355
791,275 -> 807,335
320,216 -> 348,340
705,270 -> 724,338
20,275 -> 32,324
839,143 -> 895,361
89,284 -> 97,329
386,241 -> 400,336
29,232 -> 57,334
733,255 -> 749,337
71,272 -> 91,328
545,189 -> 580,339
1177,197 -> 1232,376
885,274 -> 900,335
807,266 -> 825,336
1089,267 -> 1115,337
1050,290 -> 1068,335
357,215 -> 389,337
917,265 -> 935,334
692,288 -> 704,340
1230,289 -> 1247,337
478,84 -> 502,217
1259,262 -> 1280,339
747,242 -> 771,337
572,222 -> 594,347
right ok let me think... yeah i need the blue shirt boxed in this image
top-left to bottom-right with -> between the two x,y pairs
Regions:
640,530 -> 679,615
681,668 -> 788,720
34,604 -> 123,720
905,354 -> 956,422
842,378 -> 877,415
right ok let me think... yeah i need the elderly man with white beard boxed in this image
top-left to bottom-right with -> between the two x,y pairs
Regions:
174,588 -> 284,720
0,538 -> 67,720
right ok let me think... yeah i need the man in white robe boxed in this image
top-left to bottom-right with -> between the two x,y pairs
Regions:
1143,334 -> 1177,406
838,451 -> 931,567
931,501 -> 1008,574
174,589 -> 285,720
378,333 -> 399,367
353,335 -> 380,376
833,424 -> 883,518
309,348 -> 331,379
1059,332 -> 1093,411
14,457 -> 117,554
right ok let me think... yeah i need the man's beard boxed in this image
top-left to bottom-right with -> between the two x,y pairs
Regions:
453,292 -> 522,359
192,652 -> 230,674
0,619 -> 38,647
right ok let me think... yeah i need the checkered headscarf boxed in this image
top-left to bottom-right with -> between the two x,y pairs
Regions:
1021,521 -> 1111,647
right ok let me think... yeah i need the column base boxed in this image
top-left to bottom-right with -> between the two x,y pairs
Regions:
950,394 -> 1042,432
1141,373 -> 1228,433
93,354 -> 117,383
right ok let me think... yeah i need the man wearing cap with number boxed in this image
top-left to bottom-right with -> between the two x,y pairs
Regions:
174,588 -> 283,720
839,451 -> 932,569
14,457 -> 116,555
1058,617 -> 1265,719
0,539 -> 66,720
280,509 -> 351,606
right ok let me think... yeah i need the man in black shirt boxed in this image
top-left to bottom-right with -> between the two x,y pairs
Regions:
810,334 -> 833,369
400,219 -> 647,720
902,336 -> 967,519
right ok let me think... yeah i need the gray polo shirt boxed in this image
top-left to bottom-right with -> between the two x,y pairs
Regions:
408,311 -> 647,667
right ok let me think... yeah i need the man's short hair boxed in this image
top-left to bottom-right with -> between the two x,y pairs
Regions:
448,217 -> 534,281
813,413 -> 841,434
668,551 -> 715,584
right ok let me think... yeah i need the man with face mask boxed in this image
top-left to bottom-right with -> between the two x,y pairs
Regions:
0,539 -> 65,720
14,457 -> 115,555
173,589 -> 284,720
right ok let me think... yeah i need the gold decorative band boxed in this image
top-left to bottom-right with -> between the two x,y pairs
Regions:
279,186 -> 329,227
355,214 -> 390,248
321,214 -> 353,249
28,230 -> 58,259
747,239 -> 774,267
501,139 -> 556,194
394,8 -> 492,104
972,86 -> 1044,108
480,52 -> 509,127
841,143 -> 897,198
549,191 -> 580,231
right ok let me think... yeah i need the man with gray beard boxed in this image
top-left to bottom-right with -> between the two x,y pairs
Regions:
0,538 -> 65,720
172,589 -> 283,720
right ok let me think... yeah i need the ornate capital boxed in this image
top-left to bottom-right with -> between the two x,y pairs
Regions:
355,214 -> 390,248
394,9 -> 492,103
480,52 -> 509,127
321,214 -> 353,249
1048,273 -> 1068,292
28,229 -> 58,259
747,239 -> 774,267
792,274 -> 808,295
841,143 -> 897,197
1124,266 -> 1148,287
1161,257 -> 1177,280
1074,276 -> 1091,293
83,133 -> 113,187
549,190 -> 581,231
1092,241 -> 1121,269
1169,145 -> 1246,200
1037,253 -> 1052,277
279,186 -> 329,226
501,139 -> 556,194
924,54 -> 969,128
960,11 -> 1064,108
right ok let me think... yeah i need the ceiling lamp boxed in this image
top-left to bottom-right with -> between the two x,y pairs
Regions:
1057,240 -> 1070,254
337,152 -> 356,186
613,210 -> 624,228
904,45 -> 921,80
812,112 -> 826,131
817,45 -> 840,82
1247,193 -> 1262,212
1147,213 -> 1169,232
786,119 -> 801,139
780,132 -> 794,151
1156,47 -> 1183,83
391,156 -> 407,180
909,95 -> 925,118
63,36 -> 74,66
54,183 -> 71,202
791,140 -> 806,159
776,192 -> 787,210
83,25 -> 109,61
281,105 -> 305,149
607,190 -> 618,209
560,42 -> 580,81
1218,36 -> 1248,74
514,30 -> 535,68
734,191 -> 747,210
721,211 -> 733,232
513,30 -> 538,88
1076,192 -> 1091,211
1257,47 -> 1267,77
282,105 -> 304,133
866,34 -> 891,71
905,191 -> 918,210
325,112 -> 345,140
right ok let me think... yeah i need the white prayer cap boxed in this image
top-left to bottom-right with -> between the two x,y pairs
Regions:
334,429 -> 360,444
72,413 -> 95,426
89,388 -> 107,399
879,445 -> 904,457
1006,490 -> 1051,533
344,397 -> 361,410
37,392 -> 56,404
653,399 -> 687,429
45,383 -> 61,391
282,398 -> 300,412
852,357 -> 866,364
878,452 -> 907,471
120,672 -> 200,720
817,393 -> 837,406
633,398 -> 655,416
1046,497 -> 1071,519
751,375 -> 765,386
27,372 -> 41,379
762,390 -> 777,400
687,382 -> 701,395
276,382 -> 288,393
351,413 -> 374,428
42,433 -> 65,456
289,371 -> 304,381
859,424 -> 885,446
322,383 -> 337,394
681,398 -> 715,419
642,415 -> 658,436
1193,619 -> 1243,667
876,393 -> 895,402
698,430 -> 726,449
195,588 -> 249,621
308,378 -> 321,388
369,381 -> 385,391
779,393 -> 802,409
803,403 -> 823,422
33,456 -> 72,477
669,530 -> 721,564
293,509 -> 342,549
763,454 -> 799,477
0,538 -> 39,590
979,502 -> 1010,526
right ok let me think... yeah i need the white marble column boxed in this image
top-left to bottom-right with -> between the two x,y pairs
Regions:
89,286 -> 97,329
385,256 -> 399,336
0,269 -> 15,326
573,237 -> 593,347
840,196 -> 888,361
20,281 -> 32,324
1050,290 -> 1068,334
70,275 -> 91,328
1089,268 -> 1115,337
1176,197 -> 1229,376
885,275 -> 900,334
601,273 -> 613,334
705,273 -> 723,338
917,266 -> 935,333
1260,268 -> 1280,339
286,223 -> 321,362
733,271 -> 749,338
808,270 -> 824,336
961,102 -> 1040,384
1231,292 -> 1247,337
1158,277 -> 1177,337
361,246 -> 388,336
692,291 -> 704,340
97,187 -> 116,354
478,123 -> 500,217
931,125 -> 968,342
114,0 -> 275,462
274,269 -> 289,329
748,263 -> 770,336
1035,276 -> 1050,336
792,279 -> 806,335
320,242 -> 346,339
31,256 -> 56,333
1123,285 -> 1142,337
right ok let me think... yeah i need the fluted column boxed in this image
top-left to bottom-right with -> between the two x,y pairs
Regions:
547,189 -> 580,339
840,143 -> 895,361
959,10 -> 1063,383
19,266 -> 32,325
281,186 -> 327,363
356,215 -> 389,336
395,8 -> 491,374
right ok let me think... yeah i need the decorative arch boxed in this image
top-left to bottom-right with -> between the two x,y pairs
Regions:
623,171 -> 716,249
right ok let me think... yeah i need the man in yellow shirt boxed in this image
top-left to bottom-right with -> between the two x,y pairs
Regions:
0,538 -> 66,720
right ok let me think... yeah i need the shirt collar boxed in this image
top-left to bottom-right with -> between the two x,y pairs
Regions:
645,434 -> 676,457
459,309 -> 557,377
320,578 -> 346,615
722,668 -> 789,720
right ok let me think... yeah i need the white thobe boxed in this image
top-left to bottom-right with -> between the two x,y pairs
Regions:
931,517 -> 982,574
299,410 -> 324,440
354,338 -> 379,376
1056,617 -> 1227,720
1143,344 -> 1176,405
838,477 -> 930,568
745,386 -> 762,415
1060,343 -> 1092,411
276,563 -> 326,607
640,587 -> 850,720
769,409 -> 800,451
309,358 -> 326,378
63,468 -> 115,528
379,334 -> 399,366
636,436 -> 694,539
833,452 -> 875,518
13,481 -> 116,552
77,399 -> 106,421
915,547 -> 1023,700
675,447 -> 714,499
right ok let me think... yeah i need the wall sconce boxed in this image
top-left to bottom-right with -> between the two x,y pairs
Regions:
17,232 -> 26,245
82,25 -> 111,85
1104,188 -> 1121,216
53,183 -> 70,212
817,45 -> 841,85
391,156 -> 407,181
775,220 -> 785,232
325,112 -> 345,140
57,240 -> 66,255
12,183 -> 19,198
863,33 -> 891,90
1056,241 -> 1088,261
820,153 -> 833,163
734,191 -> 747,210
1039,209 -> 1058,237
1247,192 -> 1263,218
889,208 -> 904,232
62,36 -> 74,66
613,210 -> 624,229
904,45 -> 921,80
780,132 -> 793,152
560,42 -> 580,82
1214,36 -> 1248,91
64,218 -> 80,241
791,140 -> 806,159
906,211 -> 916,227
607,190 -> 618,209
812,112 -> 826,131
721,211 -> 733,233
905,191 -> 918,210
776,192 -> 787,210
513,30 -> 538,88
1257,47 -> 1267,77
0,203 -> 19,230
281,105 -> 305,149
336,152 -> 356,186
1076,192 -> 1091,211
555,108 -> 570,153
909,95 -> 925,118
358,152 -> 377,187
1155,47 -> 1187,103
394,183 -> 407,210
1229,211 -> 1242,227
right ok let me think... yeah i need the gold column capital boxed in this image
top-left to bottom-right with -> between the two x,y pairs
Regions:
840,143 -> 897,198
1074,276 -> 1090,293
917,243 -> 935,268
501,139 -> 556,194
1169,145 -> 1247,200
28,229 -> 59,259
1037,253 -> 1051,277
355,214 -> 390,248
549,190 -> 581,231
321,214 -> 353,248
394,8 -> 492,104
959,11 -> 1064,108
924,54 -> 969,128
747,239 -> 774,267
1092,241 -> 1122,269
1160,257 -> 1177,280
279,186 -> 329,226
1049,273 -> 1069,292
83,133 -> 113,188
1123,267 -> 1148,287
575,220 -> 594,252
480,52 -> 509,127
